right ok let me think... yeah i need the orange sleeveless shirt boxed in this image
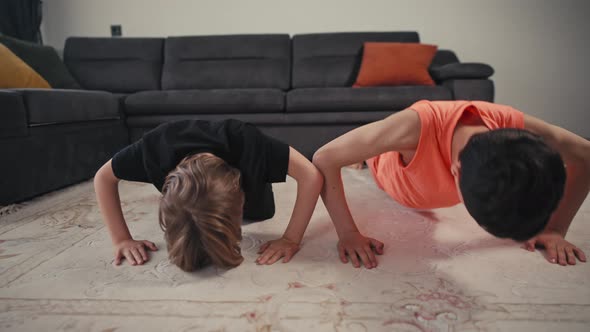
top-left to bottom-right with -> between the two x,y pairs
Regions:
367,100 -> 524,209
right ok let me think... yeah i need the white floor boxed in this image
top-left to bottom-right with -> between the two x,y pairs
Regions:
1,169 -> 589,332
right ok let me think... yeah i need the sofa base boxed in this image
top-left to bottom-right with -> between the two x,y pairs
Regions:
129,123 -> 362,159
259,124 -> 363,158
0,120 -> 128,204
126,111 -> 399,159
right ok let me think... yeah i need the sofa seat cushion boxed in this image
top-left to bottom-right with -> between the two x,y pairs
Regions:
19,89 -> 119,126
286,86 -> 452,113
125,89 -> 285,115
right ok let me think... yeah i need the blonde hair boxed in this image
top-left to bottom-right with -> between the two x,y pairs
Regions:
159,153 -> 244,271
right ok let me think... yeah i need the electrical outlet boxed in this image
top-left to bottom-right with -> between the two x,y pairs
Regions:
110,25 -> 122,37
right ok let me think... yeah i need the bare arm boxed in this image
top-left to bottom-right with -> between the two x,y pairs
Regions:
312,109 -> 421,268
94,160 -> 132,244
524,114 -> 590,265
312,110 -> 420,236
282,147 -> 324,243
256,147 -> 324,264
524,115 -> 590,236
94,160 -> 157,265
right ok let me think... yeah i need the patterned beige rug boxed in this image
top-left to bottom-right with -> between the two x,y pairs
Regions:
1,169 -> 589,332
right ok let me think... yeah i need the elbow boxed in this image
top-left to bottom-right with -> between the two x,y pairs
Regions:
312,148 -> 333,172
299,162 -> 324,195
93,167 -> 103,186
94,162 -> 119,188
569,145 -> 590,170
93,168 -> 108,193
310,165 -> 324,193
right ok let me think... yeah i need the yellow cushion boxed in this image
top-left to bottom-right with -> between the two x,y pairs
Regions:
0,43 -> 51,89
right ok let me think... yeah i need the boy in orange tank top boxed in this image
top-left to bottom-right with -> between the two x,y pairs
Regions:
313,100 -> 589,269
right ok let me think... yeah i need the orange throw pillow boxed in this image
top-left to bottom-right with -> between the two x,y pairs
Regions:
0,43 -> 51,89
353,42 -> 437,87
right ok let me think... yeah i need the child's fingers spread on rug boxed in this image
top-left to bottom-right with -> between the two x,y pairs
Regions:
573,247 -> 586,262
256,250 -> 274,264
257,242 -> 271,254
338,247 -> 348,263
143,241 -> 158,251
557,246 -> 568,266
546,245 -> 558,264
114,252 -> 123,266
266,251 -> 284,265
123,250 -> 136,265
348,250 -> 361,268
258,251 -> 275,265
138,247 -> 148,261
130,248 -> 144,265
370,239 -> 385,255
523,241 -> 535,252
364,245 -> 377,268
565,247 -> 577,265
356,248 -> 373,269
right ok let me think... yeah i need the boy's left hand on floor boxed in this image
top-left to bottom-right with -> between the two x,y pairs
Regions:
522,230 -> 587,266
256,237 -> 301,265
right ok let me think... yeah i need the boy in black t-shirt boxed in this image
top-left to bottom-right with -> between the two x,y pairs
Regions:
94,119 -> 323,271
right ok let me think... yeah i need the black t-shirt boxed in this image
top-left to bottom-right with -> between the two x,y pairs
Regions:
111,119 -> 290,196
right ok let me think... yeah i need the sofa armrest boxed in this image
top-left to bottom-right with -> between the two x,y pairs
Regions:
430,63 -> 494,82
0,90 -> 28,138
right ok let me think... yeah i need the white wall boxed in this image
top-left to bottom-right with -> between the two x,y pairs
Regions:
42,0 -> 590,137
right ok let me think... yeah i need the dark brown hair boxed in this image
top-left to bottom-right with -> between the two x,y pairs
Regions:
459,128 -> 566,241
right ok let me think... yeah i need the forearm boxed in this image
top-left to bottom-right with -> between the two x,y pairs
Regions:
94,168 -> 133,245
318,166 -> 361,237
546,160 -> 590,237
282,171 -> 323,244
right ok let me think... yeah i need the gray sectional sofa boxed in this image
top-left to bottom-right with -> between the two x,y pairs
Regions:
0,31 -> 494,204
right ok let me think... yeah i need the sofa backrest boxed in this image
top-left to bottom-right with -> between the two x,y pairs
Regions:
291,32 -> 421,88
64,37 -> 164,93
162,34 -> 291,90
62,34 -> 460,93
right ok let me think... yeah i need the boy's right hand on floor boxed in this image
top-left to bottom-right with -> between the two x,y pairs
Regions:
337,231 -> 384,269
113,239 -> 158,266
256,237 -> 301,265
